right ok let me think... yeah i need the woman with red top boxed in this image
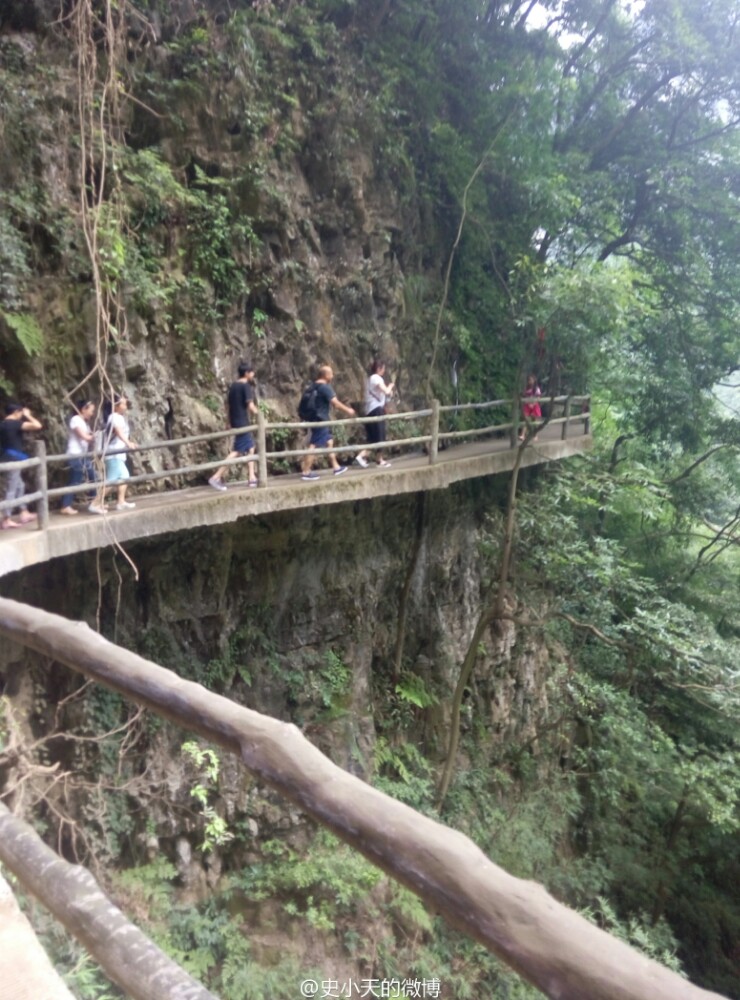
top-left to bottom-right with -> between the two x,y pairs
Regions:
520,373 -> 542,441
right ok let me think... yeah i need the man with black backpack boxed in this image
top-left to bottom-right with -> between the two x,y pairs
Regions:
300,364 -> 355,480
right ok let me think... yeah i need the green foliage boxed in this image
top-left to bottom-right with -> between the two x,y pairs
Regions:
181,741 -> 233,852
266,647 -> 353,720
251,307 -> 268,338
395,672 -> 438,709
113,857 -> 178,918
205,615 -> 273,688
373,738 -> 435,811
235,829 -> 381,932
0,213 -> 31,310
186,168 -> 257,313
316,649 -> 351,709
1,311 -> 44,356
583,896 -> 684,975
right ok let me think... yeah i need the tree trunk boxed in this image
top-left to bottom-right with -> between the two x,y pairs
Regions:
436,438 -> 524,806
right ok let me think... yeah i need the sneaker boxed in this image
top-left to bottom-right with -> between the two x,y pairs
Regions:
354,455 -> 369,468
88,505 -> 106,515
301,472 -> 320,481
116,501 -> 136,511
59,507 -> 79,516
377,460 -> 392,468
208,476 -> 227,492
247,480 -> 258,488
333,466 -> 348,476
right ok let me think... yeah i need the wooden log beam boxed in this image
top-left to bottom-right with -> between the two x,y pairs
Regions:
0,803 -> 216,1000
0,597 -> 727,1000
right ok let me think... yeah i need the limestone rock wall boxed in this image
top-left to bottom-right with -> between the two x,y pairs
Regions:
0,479 -> 555,825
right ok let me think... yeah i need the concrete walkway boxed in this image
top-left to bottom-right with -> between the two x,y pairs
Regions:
0,425 -> 591,578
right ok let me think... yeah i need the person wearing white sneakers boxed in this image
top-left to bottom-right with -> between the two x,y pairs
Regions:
208,361 -> 259,492
60,399 -> 96,516
300,364 -> 355,480
91,395 -> 137,513
354,359 -> 394,469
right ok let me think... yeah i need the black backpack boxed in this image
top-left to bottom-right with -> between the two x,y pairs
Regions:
298,382 -> 319,421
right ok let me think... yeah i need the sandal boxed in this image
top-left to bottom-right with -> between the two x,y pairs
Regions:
18,512 -> 37,524
1,519 -> 21,530
59,507 -> 79,516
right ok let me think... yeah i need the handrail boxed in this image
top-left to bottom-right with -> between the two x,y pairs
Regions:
0,394 -> 590,530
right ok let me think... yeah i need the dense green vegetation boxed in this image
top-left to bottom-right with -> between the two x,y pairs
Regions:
0,0 -> 738,996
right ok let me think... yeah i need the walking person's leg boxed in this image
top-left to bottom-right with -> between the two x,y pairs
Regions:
327,436 -> 346,474
210,432 -> 254,490
60,458 -> 83,514
247,448 -> 257,485
11,468 -> 36,524
1,468 -> 22,529
302,427 -> 325,480
115,456 -> 133,509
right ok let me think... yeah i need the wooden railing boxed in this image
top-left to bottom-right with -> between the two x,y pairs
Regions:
0,394 -> 590,531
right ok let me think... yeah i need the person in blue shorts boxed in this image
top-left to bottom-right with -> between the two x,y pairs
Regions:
208,362 -> 259,491
89,394 -> 137,513
301,364 -> 355,480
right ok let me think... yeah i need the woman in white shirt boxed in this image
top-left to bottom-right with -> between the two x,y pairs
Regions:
102,395 -> 137,512
60,400 -> 96,515
354,359 -> 395,468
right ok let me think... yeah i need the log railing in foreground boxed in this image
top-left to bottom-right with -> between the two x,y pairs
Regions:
0,811 -> 215,1000
0,395 -> 590,529
0,597 -> 724,1000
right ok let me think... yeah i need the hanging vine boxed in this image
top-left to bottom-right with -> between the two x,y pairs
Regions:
69,0 -> 130,407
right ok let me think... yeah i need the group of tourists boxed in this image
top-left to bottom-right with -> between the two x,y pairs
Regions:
0,393 -> 136,528
0,358 -> 398,526
1,362 -> 544,525
208,358 -> 395,490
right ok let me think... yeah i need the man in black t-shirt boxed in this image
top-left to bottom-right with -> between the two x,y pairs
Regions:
208,363 -> 259,491
1,402 -> 42,529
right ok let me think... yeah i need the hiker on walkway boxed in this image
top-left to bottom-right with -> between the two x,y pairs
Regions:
520,373 -> 542,441
354,358 -> 395,469
301,364 -> 355,481
1,402 -> 42,530
90,395 -> 137,513
208,362 -> 259,491
60,399 -> 96,516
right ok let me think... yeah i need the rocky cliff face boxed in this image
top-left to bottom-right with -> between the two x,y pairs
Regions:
0,1 -> 439,468
0,476 -> 556,821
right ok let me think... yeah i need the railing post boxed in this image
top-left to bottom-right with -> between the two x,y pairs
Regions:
561,395 -> 571,441
429,399 -> 440,464
257,410 -> 268,487
510,396 -> 520,449
35,441 -> 49,531
583,397 -> 591,436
